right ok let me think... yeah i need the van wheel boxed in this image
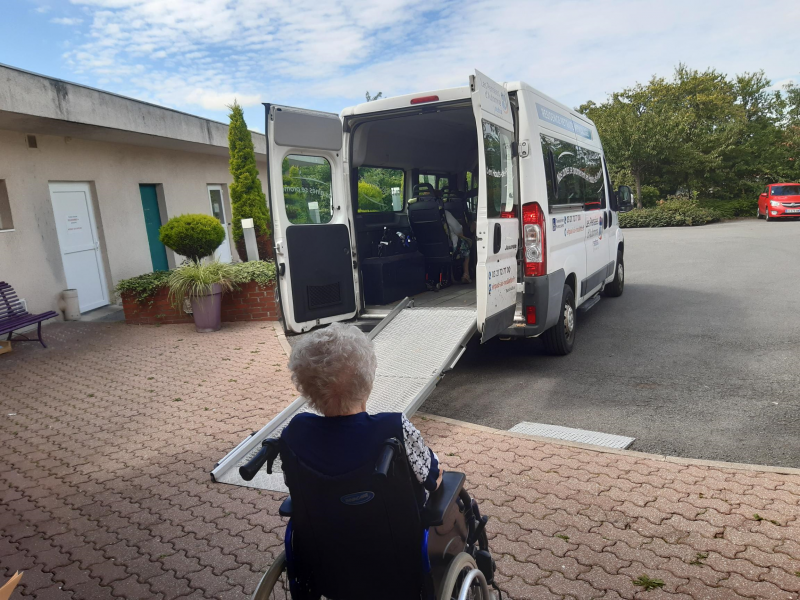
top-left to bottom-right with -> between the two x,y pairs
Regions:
603,252 -> 624,297
543,284 -> 575,356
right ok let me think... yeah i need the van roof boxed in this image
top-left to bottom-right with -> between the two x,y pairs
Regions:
341,78 -> 595,129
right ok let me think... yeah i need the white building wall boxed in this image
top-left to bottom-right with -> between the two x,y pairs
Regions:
0,128 -> 268,316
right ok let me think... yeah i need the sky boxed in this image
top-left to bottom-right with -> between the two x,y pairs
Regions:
3,0 -> 800,133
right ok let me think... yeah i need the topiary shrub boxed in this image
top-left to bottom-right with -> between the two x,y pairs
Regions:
159,214 -> 225,262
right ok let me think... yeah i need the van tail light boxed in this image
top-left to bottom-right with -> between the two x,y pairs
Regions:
526,306 -> 536,325
523,202 -> 546,277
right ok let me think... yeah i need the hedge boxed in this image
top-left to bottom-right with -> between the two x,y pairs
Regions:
619,197 -> 722,228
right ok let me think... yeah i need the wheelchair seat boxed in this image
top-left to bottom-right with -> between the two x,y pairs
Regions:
245,436 -> 496,600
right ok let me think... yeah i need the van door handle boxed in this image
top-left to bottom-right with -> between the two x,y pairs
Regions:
493,223 -> 501,254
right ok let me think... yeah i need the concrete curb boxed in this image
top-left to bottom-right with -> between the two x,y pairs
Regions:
416,412 -> 800,477
273,323 -> 292,358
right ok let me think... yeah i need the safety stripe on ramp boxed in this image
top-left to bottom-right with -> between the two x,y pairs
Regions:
508,422 -> 635,449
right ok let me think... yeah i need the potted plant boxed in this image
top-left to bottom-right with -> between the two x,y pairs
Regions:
167,261 -> 234,332
159,214 -> 232,332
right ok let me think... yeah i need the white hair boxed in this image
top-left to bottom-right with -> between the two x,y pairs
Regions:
288,323 -> 377,416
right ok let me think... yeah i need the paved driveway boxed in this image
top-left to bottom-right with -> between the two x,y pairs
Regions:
425,219 -> 800,468
2,320 -> 800,599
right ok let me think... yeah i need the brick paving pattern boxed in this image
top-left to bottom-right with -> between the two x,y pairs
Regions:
1,321 -> 799,599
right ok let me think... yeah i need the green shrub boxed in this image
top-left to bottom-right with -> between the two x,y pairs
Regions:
115,270 -> 172,305
159,214 -> 225,262
698,197 -> 758,218
229,260 -> 277,288
619,197 -> 721,228
115,260 -> 277,305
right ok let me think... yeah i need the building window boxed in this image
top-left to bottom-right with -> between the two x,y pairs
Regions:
0,181 -> 13,231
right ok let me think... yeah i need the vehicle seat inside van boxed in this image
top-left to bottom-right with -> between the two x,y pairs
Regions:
407,192 -> 455,285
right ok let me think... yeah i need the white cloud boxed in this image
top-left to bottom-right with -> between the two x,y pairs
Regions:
51,17 -> 84,25
60,0 -> 800,116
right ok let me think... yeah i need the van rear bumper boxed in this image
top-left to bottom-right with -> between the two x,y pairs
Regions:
503,269 -> 566,337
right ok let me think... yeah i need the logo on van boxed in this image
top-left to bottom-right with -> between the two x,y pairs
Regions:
501,92 -> 509,113
340,491 -> 375,506
552,218 -> 557,232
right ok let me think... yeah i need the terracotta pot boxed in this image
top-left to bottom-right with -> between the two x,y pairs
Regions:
189,283 -> 223,332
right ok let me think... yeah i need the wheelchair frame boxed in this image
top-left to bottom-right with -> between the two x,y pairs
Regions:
241,437 -> 497,600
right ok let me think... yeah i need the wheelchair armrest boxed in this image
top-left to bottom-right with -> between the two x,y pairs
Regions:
421,471 -> 466,528
279,496 -> 293,517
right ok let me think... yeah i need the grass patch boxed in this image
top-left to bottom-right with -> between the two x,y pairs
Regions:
689,552 -> 708,566
633,575 -> 665,591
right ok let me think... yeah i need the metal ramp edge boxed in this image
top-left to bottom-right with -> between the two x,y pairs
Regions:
210,298 -> 477,491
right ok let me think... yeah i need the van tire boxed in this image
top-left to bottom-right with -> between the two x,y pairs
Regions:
543,284 -> 575,356
603,251 -> 624,297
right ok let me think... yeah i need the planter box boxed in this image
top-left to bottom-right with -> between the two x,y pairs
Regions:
122,281 -> 280,326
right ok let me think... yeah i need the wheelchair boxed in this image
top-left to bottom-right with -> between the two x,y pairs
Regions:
239,436 -> 499,600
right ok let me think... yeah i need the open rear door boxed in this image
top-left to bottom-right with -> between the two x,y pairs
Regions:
470,71 -> 520,343
266,105 -> 357,333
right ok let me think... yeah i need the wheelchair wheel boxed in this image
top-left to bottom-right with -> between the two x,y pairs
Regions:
438,552 -> 492,600
251,551 -> 290,600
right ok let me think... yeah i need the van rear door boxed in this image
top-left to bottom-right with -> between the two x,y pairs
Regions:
470,70 -> 520,342
266,105 -> 358,333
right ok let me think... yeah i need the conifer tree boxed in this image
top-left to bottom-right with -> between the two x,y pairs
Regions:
228,101 -> 271,259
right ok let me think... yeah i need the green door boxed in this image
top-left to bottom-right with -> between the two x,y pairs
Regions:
139,184 -> 169,271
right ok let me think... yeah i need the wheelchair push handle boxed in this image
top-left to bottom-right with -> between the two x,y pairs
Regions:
374,439 -> 399,479
239,438 -> 280,482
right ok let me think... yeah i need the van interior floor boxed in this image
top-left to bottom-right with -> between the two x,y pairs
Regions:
365,281 -> 476,312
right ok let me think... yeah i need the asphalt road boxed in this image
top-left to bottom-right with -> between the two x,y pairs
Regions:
423,219 -> 800,468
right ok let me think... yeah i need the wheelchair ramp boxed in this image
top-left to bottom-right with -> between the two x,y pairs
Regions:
211,299 -> 477,492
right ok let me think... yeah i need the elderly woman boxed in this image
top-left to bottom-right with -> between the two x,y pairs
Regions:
281,322 -> 442,501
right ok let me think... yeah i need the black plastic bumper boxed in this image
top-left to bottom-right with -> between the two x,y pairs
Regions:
504,269 -> 565,337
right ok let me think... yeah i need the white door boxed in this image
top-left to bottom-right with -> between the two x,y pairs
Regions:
266,104 -> 356,334
470,70 -> 520,343
208,185 -> 232,263
49,182 -> 109,312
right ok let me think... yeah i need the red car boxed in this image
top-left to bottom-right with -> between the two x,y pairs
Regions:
758,183 -> 800,220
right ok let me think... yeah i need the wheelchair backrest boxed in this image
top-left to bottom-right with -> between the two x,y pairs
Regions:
280,438 -> 426,600
408,199 -> 452,261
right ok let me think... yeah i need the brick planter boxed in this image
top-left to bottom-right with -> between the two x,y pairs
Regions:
122,281 -> 279,326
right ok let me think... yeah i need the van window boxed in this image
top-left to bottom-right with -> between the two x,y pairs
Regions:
282,155 -> 333,224
357,167 -> 405,213
482,120 -> 515,218
540,135 -> 605,211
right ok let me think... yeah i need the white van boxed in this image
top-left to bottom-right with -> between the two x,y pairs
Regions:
264,70 -> 633,354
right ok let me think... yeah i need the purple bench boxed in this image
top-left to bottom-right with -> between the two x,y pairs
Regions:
0,282 -> 59,348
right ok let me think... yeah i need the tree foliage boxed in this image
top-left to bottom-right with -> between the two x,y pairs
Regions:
228,101 -> 270,249
579,65 -> 800,208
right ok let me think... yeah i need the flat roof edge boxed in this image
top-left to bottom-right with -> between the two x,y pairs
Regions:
0,63 -> 264,139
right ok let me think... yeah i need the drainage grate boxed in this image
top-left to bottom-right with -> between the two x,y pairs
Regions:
508,422 -> 635,449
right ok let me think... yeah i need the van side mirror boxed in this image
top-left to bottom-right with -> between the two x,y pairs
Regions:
617,185 -> 634,212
